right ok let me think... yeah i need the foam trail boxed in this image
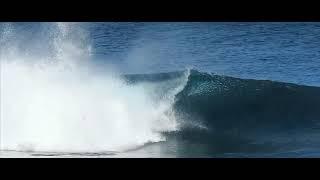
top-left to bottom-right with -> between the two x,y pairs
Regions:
0,23 -> 189,153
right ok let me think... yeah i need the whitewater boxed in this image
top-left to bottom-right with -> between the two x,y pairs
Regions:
0,22 -> 190,154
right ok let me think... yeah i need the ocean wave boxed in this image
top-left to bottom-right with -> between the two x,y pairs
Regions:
123,69 -> 320,154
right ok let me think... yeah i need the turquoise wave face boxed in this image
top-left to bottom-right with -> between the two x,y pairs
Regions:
123,69 -> 320,156
124,69 -> 320,130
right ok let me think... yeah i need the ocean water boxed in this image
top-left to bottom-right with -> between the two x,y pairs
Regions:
1,22 -> 320,158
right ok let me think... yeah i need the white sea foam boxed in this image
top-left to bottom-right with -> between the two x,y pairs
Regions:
0,22 -> 189,153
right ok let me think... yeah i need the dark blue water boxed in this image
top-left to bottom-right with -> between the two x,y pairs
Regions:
4,22 -> 320,86
90,22 -> 320,157
86,22 -> 320,87
2,22 -> 320,157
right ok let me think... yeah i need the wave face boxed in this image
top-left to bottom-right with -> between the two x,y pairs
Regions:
124,70 -> 320,155
174,70 -> 320,129
126,69 -> 320,131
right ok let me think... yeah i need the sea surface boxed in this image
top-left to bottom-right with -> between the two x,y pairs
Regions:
1,22 -> 320,157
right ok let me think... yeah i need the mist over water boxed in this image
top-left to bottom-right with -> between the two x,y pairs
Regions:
0,22 -> 189,153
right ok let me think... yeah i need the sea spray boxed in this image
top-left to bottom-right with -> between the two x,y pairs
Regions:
0,22 -> 189,152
